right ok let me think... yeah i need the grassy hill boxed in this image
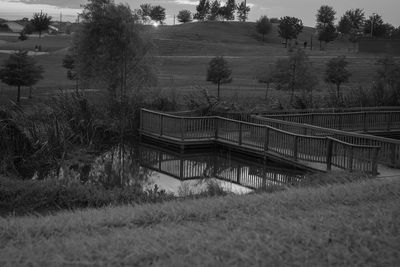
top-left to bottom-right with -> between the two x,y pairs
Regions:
0,178 -> 398,266
0,21 -> 389,106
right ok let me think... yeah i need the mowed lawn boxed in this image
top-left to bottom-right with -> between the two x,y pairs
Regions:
0,178 -> 399,266
0,22 -> 391,104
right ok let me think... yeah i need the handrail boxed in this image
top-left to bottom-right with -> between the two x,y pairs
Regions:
141,109 -> 381,174
252,115 -> 399,167
252,116 -> 400,145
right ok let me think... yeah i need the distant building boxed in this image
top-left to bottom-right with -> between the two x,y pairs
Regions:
359,38 -> 400,55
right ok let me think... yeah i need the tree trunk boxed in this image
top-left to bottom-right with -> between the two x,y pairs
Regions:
336,83 -> 341,99
285,38 -> 288,48
265,82 -> 269,101
262,34 -> 265,42
17,85 -> 21,103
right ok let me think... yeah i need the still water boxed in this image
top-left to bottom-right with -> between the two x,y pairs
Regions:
53,142 -> 308,195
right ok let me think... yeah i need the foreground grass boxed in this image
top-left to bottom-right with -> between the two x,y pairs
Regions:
0,178 -> 399,266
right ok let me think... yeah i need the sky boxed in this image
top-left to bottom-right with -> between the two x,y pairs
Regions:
0,0 -> 399,27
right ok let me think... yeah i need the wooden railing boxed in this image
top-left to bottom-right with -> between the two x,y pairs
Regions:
262,111 -> 400,132
139,145 -> 304,189
141,109 -> 380,174
252,115 -> 400,168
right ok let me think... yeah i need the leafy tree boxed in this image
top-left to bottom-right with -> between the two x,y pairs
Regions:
338,9 -> 365,44
208,0 -> 221,21
256,16 -> 272,41
278,16 -> 303,47
0,51 -> 43,103
194,0 -> 210,21
392,26 -> 400,39
271,49 -> 318,105
23,22 -> 35,35
31,11 -> 52,38
73,0 -> 156,99
220,0 -> 236,21
18,31 -> 28,41
150,5 -> 166,24
137,3 -> 152,23
324,56 -> 351,99
318,24 -> 337,47
177,10 -> 193,23
236,1 -> 250,22
364,13 -> 387,37
316,5 -> 336,49
372,57 -> 400,105
207,56 -> 232,98
62,54 -> 78,89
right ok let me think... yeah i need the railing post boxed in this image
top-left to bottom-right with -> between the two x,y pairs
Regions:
140,109 -> 143,131
326,138 -> 333,171
215,117 -> 219,140
390,143 -> 396,167
363,112 -> 367,132
293,136 -> 298,161
348,147 -> 354,172
180,117 -> 185,141
159,114 -> 163,136
372,147 -> 379,176
264,127 -> 269,151
387,113 -> 392,132
338,113 -> 343,130
238,122 -> 243,145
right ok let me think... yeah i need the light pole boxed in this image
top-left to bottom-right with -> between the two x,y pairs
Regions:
370,13 -> 377,37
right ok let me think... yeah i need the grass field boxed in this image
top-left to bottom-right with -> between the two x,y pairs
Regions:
0,22 -> 394,106
0,177 -> 398,266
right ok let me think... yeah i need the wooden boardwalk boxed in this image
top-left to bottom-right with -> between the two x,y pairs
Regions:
140,109 -> 388,175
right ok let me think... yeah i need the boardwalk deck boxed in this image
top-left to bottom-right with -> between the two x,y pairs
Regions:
141,109 -> 383,175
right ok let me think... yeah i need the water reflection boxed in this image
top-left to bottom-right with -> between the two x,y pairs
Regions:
81,143 -> 307,195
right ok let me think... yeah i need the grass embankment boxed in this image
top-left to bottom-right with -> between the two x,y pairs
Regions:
0,178 -> 398,266
0,22 -> 385,106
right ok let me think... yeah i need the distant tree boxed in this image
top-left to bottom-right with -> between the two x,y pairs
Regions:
271,49 -> 318,105
23,22 -> 35,35
317,24 -> 337,48
137,3 -> 152,23
372,57 -> 400,105
220,0 -> 236,21
18,31 -> 28,41
278,16 -> 303,47
177,10 -> 193,23
256,16 -> 272,41
316,5 -> 336,49
0,51 -> 43,103
208,0 -> 221,21
194,0 -> 211,21
364,13 -> 387,37
392,26 -> 400,39
62,54 -> 78,89
325,56 -> 351,99
150,5 -> 166,24
236,1 -> 250,22
31,11 -> 52,38
73,0 -> 156,98
207,56 -> 232,98
338,9 -> 365,45
269,18 -> 280,24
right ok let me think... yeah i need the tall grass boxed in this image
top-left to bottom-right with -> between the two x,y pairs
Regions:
0,90 -> 179,177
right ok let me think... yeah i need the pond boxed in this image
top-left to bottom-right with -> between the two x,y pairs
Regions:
45,142 -> 309,196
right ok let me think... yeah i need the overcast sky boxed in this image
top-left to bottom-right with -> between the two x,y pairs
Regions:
0,0 -> 399,27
